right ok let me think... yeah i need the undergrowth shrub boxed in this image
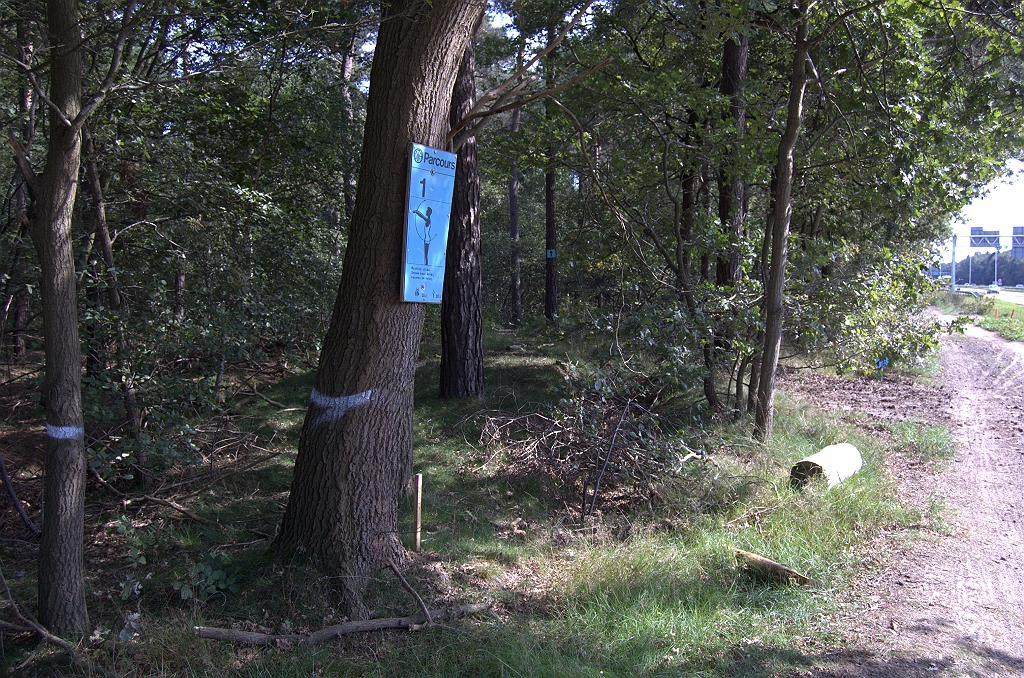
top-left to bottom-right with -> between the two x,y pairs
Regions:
475,361 -> 709,520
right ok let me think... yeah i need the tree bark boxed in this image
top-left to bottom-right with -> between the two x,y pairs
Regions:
277,0 -> 486,620
508,106 -> 522,325
754,5 -> 810,440
440,27 -> 484,399
33,0 -> 89,636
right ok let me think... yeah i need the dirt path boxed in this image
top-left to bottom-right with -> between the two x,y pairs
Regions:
781,326 -> 1024,677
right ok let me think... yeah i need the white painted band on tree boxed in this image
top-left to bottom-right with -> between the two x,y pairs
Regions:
45,423 -> 84,440
309,387 -> 374,426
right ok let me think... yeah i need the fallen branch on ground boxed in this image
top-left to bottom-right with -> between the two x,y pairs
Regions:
248,387 -> 287,410
0,451 -> 37,534
387,559 -> 432,625
194,603 -> 490,645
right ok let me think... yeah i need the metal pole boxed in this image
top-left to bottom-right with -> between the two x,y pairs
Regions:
951,235 -> 957,291
969,255 -> 972,285
995,246 -> 1001,285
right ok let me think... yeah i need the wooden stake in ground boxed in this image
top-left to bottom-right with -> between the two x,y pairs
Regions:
414,473 -> 423,552
735,549 -> 813,586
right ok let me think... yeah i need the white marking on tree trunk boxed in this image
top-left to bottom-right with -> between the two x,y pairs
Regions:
45,423 -> 84,440
309,388 -> 374,426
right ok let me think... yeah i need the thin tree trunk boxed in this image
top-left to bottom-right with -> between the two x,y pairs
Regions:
83,127 -> 144,467
174,255 -> 185,319
7,21 -> 35,359
440,26 -> 484,399
544,23 -> 558,322
545,171 -> 558,321
715,33 -> 748,288
277,0 -> 486,620
11,289 -> 28,357
755,5 -> 810,440
508,106 -> 522,325
33,0 -> 89,636
340,34 -> 358,220
713,33 -> 748,416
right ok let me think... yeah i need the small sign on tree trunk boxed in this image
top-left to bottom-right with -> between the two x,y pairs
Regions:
403,143 -> 457,303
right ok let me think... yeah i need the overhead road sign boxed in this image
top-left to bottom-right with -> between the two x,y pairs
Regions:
1013,227 -> 1024,259
970,227 -> 1000,248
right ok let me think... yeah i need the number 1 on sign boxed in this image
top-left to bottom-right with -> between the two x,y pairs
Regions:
419,177 -> 426,197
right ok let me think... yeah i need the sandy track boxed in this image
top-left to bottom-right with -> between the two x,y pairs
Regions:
780,326 -> 1024,677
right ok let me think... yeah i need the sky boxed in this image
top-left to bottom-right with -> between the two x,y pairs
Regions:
947,159 -> 1024,261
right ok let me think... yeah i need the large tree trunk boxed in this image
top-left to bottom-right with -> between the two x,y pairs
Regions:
508,106 -> 522,325
33,0 -> 89,636
440,30 -> 484,399
754,5 -> 810,440
277,0 -> 485,620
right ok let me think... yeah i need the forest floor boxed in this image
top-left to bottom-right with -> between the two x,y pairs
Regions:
779,323 -> 1024,677
3,316 -> 1023,676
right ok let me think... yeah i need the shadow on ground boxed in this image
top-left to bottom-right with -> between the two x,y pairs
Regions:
759,636 -> 1024,678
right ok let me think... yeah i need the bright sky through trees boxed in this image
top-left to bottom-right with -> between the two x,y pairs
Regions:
949,159 -> 1024,256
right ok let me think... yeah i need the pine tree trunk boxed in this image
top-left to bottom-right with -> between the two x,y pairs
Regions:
755,5 -> 810,440
277,0 -> 485,619
440,31 -> 484,399
33,0 -> 89,637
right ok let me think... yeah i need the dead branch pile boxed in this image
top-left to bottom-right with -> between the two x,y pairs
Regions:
475,394 -> 699,519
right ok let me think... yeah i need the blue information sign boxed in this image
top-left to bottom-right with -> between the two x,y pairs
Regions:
402,143 -> 457,303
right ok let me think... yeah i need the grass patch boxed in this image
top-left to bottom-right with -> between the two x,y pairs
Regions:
966,297 -> 1024,341
883,420 -> 956,464
929,291 -> 1024,343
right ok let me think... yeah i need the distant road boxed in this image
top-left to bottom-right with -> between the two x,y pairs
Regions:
959,286 -> 1024,307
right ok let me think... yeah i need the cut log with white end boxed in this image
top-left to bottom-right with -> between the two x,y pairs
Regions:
791,443 -> 862,488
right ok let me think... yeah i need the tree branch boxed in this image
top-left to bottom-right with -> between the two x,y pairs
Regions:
71,2 -> 139,132
387,559 -> 432,624
448,56 -> 614,150
464,0 -> 597,121
194,603 -> 490,645
6,130 -> 38,199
